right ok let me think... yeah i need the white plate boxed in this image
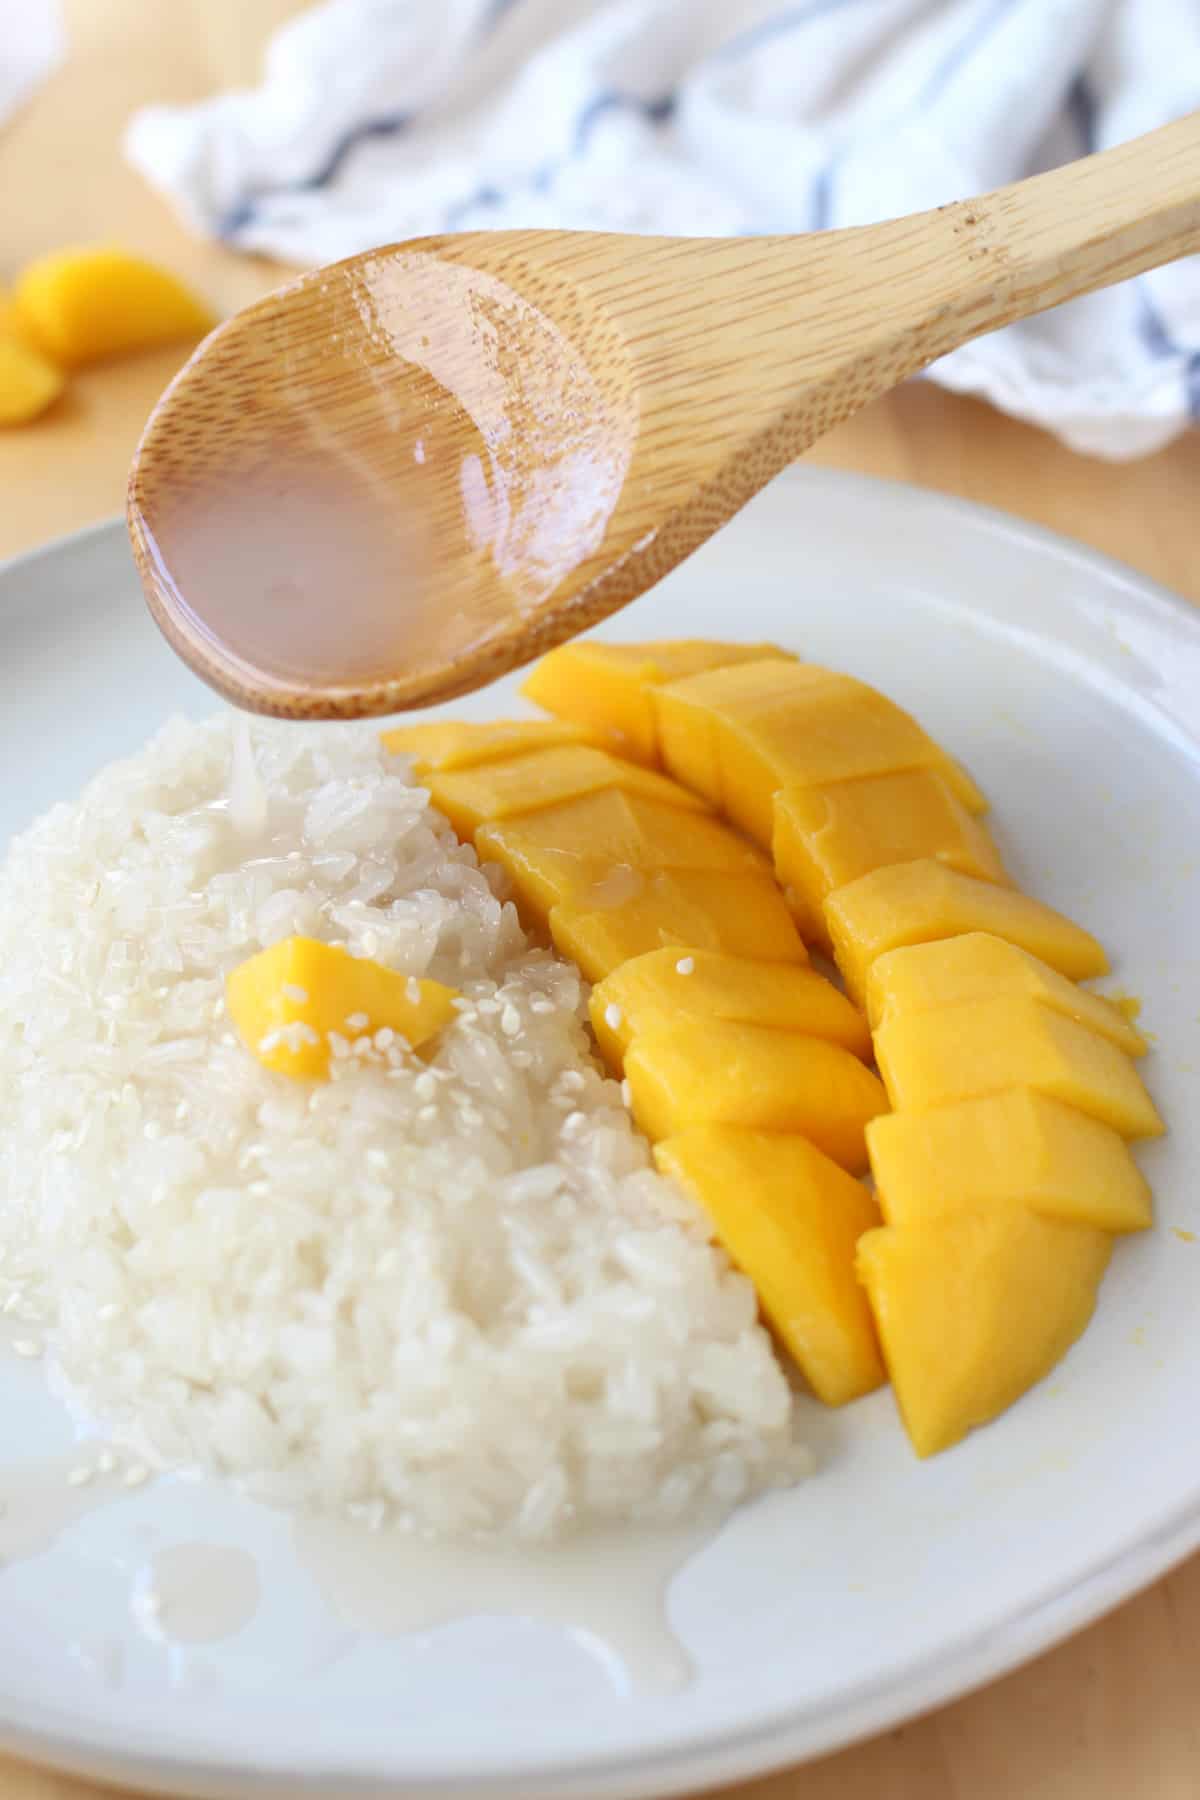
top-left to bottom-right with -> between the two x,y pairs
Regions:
2,468 -> 1199,1800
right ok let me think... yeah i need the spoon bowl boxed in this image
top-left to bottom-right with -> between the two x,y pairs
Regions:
129,111 -> 1200,719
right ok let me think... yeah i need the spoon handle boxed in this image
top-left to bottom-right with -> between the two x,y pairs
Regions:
927,107 -> 1200,343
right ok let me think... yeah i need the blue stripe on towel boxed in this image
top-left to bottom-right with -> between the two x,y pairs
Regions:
218,112 -> 412,240
443,87 -> 677,228
1071,76 -> 1199,421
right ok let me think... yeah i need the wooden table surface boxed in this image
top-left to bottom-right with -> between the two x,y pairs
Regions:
3,4 -> 1200,1797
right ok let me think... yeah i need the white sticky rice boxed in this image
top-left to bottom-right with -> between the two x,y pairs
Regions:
0,716 -> 807,1539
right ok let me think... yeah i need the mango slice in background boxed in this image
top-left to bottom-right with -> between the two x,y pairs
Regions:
0,333 -> 64,424
14,246 -> 215,368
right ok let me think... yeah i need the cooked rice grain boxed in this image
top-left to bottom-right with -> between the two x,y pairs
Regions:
0,716 -> 807,1537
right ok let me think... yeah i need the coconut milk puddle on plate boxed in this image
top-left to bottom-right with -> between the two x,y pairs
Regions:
0,1435 -> 726,1692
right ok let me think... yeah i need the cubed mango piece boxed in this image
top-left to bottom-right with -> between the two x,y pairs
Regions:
380,718 -> 599,773
873,993 -> 1163,1139
589,947 -> 868,1070
655,1126 -> 885,1405
227,936 -> 458,1079
424,744 -> 708,840
868,1090 -> 1152,1233
0,334 -> 65,425
857,1209 -> 1111,1456
549,870 -> 807,981
476,787 -> 768,923
624,1020 -> 887,1172
824,859 -> 1108,1005
522,640 -> 795,765
716,678 -> 986,846
772,771 -> 1007,943
864,931 -> 1146,1057
14,246 -> 215,368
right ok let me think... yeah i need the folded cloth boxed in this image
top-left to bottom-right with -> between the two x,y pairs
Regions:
0,0 -> 63,137
125,0 -> 1200,458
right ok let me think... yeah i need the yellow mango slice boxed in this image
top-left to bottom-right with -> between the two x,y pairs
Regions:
589,947 -> 868,1070
653,660 -> 848,806
865,931 -> 1147,1057
476,788 -> 768,923
380,718 -> 599,773
425,744 -> 708,841
624,1020 -> 887,1172
873,993 -> 1163,1140
522,640 -> 795,765
824,859 -> 1108,1004
717,679 -> 986,846
868,1090 -> 1152,1233
656,1126 -> 885,1405
549,870 -> 807,981
227,936 -> 458,1079
856,1209 -> 1111,1456
14,246 -> 215,368
772,771 -> 1007,943
0,334 -> 65,425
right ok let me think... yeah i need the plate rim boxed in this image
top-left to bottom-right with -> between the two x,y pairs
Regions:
1,469 -> 1199,1800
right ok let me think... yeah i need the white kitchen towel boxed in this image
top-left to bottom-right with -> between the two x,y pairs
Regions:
0,0 -> 63,136
125,0 -> 1200,458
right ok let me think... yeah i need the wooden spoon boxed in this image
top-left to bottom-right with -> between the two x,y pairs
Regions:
129,111 -> 1200,721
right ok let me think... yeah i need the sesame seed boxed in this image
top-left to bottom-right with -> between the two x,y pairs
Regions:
328,1032 -> 351,1059
675,956 -> 695,975
257,1030 -> 281,1053
367,1148 -> 390,1170
561,1110 -> 587,1138
500,1005 -> 522,1037
417,1104 -> 438,1124
123,1465 -> 151,1489
620,1079 -> 632,1108
406,977 -> 422,1006
374,1027 -> 395,1050
344,1012 -> 369,1031
530,997 -> 555,1015
249,1180 -> 271,1197
282,984 -> 309,1004
66,1465 -> 93,1487
557,1070 -> 585,1092
604,1003 -> 622,1030
12,1339 -> 40,1358
143,1121 -> 162,1140
97,1303 -> 120,1322
96,1450 -> 118,1475
414,1072 -> 437,1101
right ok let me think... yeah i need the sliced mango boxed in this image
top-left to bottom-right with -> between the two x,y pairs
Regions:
550,870 -> 807,981
589,947 -> 868,1070
227,936 -> 458,1079
654,660 -> 851,809
425,744 -> 708,841
857,1209 -> 1111,1456
656,1126 -> 885,1405
476,787 -> 768,923
522,639 -> 795,765
824,859 -> 1108,1004
873,993 -> 1163,1140
0,334 -> 65,425
772,771 -> 1007,943
865,931 -> 1146,1057
868,1090 -> 1152,1233
718,681 -> 986,846
14,246 -> 215,368
624,1020 -> 887,1173
380,718 -> 599,773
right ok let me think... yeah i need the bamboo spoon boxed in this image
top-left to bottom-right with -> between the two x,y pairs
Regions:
129,111 -> 1200,720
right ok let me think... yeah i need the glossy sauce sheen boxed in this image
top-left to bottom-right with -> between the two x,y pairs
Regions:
130,252 -> 637,706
